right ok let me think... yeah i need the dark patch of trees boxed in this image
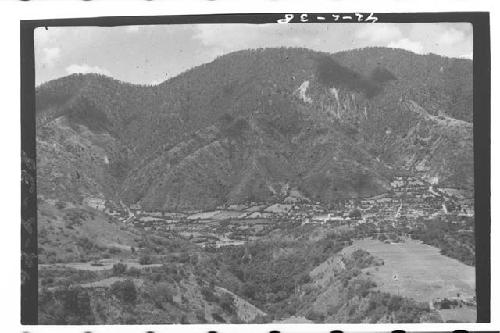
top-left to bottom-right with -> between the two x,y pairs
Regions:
38,287 -> 95,324
355,290 -> 430,323
222,117 -> 250,139
315,55 -> 383,98
110,279 -> 138,303
371,66 -> 398,83
139,254 -> 153,265
410,217 -> 475,266
348,208 -> 362,220
216,235 -> 348,314
112,262 -> 127,276
66,97 -> 112,134
109,159 -> 129,180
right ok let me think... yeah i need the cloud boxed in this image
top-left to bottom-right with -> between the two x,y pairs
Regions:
193,24 -> 326,52
34,23 -> 473,85
193,24 -> 265,52
41,47 -> 61,67
436,27 -> 465,46
65,64 -> 111,76
459,52 -> 473,60
192,24 -> 301,62
387,38 -> 424,54
355,24 -> 402,43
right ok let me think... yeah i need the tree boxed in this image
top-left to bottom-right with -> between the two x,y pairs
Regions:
112,262 -> 127,276
126,266 -> 141,277
348,208 -> 362,220
110,279 -> 137,303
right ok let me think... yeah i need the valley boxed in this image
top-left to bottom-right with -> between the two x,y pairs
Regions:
34,46 -> 475,324
38,171 -> 475,323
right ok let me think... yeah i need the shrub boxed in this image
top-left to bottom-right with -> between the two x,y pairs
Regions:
348,208 -> 362,220
150,282 -> 175,304
201,287 -> 219,303
55,201 -> 66,210
195,309 -> 207,323
108,247 -> 122,255
126,267 -> 141,277
112,262 -> 127,276
176,252 -> 190,263
110,279 -> 137,303
219,293 -> 235,313
229,314 -> 243,324
139,254 -> 153,265
94,300 -> 107,321
242,282 -> 257,299
212,312 -> 225,323
65,210 -> 88,227
253,314 -> 273,323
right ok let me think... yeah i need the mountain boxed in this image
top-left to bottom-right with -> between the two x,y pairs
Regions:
36,47 -> 473,210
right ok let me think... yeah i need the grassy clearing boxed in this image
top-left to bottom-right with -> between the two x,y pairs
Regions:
438,307 -> 476,323
344,239 -> 475,302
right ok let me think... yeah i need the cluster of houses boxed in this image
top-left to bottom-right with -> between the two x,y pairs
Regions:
298,174 -> 474,232
79,173 -> 474,249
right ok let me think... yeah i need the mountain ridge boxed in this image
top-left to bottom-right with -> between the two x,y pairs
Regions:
36,47 -> 473,210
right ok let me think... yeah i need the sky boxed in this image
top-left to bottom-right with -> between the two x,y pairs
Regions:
34,23 -> 473,86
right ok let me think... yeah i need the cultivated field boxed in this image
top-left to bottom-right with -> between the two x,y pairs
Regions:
343,239 -> 475,302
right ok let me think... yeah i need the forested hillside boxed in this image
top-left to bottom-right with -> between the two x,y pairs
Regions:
36,47 -> 473,210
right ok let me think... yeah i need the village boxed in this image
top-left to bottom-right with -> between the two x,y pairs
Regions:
82,173 -> 474,251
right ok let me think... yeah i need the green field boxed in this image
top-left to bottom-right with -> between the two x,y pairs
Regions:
344,239 -> 475,302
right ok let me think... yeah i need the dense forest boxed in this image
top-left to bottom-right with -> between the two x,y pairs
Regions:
36,47 -> 473,211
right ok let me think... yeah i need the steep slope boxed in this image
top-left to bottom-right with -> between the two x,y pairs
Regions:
35,47 -> 473,210
37,200 -> 137,263
332,47 -> 473,122
121,100 -> 392,210
392,101 -> 474,189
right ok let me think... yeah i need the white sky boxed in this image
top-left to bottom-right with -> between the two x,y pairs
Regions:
35,23 -> 473,86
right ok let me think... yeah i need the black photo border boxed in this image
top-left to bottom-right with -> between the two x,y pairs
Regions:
20,12 -> 491,325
